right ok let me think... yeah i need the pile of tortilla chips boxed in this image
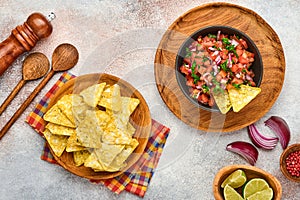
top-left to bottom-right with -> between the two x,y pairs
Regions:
213,85 -> 261,114
42,83 -> 140,172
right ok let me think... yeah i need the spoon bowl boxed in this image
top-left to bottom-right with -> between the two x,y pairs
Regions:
0,43 -> 79,140
52,43 -> 79,72
0,52 -> 49,115
23,52 -> 50,80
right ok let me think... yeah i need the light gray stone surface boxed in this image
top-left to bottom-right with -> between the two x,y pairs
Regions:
0,0 -> 299,199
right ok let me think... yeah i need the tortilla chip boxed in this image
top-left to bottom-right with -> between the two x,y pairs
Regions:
109,138 -> 139,170
66,144 -> 86,152
228,85 -> 261,112
98,84 -> 122,112
43,129 -> 68,157
101,84 -> 119,98
94,143 -> 124,171
74,109 -> 112,148
66,132 -> 86,152
80,83 -> 106,107
121,97 -> 140,116
46,123 -> 75,136
105,97 -> 140,130
105,163 -> 127,172
84,151 -> 105,171
44,82 -> 142,172
44,104 -> 75,128
72,95 -> 91,123
126,122 -> 136,136
76,119 -> 102,148
102,123 -> 132,145
212,90 -> 232,114
92,110 -> 111,130
108,112 -> 128,131
73,150 -> 91,166
56,94 -> 78,125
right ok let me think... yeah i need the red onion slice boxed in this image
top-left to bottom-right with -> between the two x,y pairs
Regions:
209,47 -> 217,51
189,47 -> 196,52
215,55 -> 221,65
231,39 -> 239,47
226,141 -> 258,165
245,74 -> 252,81
212,50 -> 219,57
264,116 -> 291,149
248,124 -> 279,150
228,53 -> 232,68
217,30 -> 221,41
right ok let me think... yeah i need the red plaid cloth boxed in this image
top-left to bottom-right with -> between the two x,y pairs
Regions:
25,72 -> 170,197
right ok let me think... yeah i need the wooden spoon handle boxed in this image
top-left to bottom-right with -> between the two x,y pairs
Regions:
0,79 -> 26,115
0,70 -> 55,140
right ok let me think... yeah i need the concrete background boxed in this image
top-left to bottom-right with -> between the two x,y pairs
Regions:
0,0 -> 299,199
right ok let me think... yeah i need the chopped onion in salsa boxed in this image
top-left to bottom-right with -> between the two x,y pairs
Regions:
180,31 -> 256,107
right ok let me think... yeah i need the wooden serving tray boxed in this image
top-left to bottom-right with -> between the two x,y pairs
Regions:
154,2 -> 285,132
45,73 -> 152,180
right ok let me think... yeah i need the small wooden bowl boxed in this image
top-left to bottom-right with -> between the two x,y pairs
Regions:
213,165 -> 282,200
280,143 -> 300,182
44,73 -> 152,180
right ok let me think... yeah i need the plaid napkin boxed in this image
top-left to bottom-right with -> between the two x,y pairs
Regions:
25,72 -> 170,198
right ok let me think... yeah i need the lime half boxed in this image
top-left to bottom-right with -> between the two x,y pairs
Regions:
223,185 -> 244,200
221,169 -> 247,188
246,187 -> 273,200
243,178 -> 270,199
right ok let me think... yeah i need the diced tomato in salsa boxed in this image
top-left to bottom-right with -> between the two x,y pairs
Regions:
179,31 -> 256,107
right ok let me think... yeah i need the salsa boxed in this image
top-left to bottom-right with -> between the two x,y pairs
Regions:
180,31 -> 256,107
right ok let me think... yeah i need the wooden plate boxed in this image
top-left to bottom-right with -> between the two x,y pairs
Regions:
154,2 -> 285,132
213,165 -> 282,200
45,73 -> 152,180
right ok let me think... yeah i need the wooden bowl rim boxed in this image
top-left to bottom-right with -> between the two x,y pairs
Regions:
154,2 -> 285,132
45,73 -> 152,180
213,164 -> 282,200
280,143 -> 300,182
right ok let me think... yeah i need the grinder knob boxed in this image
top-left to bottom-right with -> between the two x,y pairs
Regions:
0,12 -> 55,76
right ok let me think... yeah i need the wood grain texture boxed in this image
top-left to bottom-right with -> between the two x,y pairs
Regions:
213,165 -> 282,200
23,52 -> 50,80
154,2 -> 285,132
52,43 -> 79,72
45,73 -> 152,180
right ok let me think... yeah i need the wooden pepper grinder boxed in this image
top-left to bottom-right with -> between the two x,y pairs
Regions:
0,12 -> 55,76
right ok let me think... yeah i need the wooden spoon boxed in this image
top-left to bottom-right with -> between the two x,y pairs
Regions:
0,43 -> 79,140
0,52 -> 50,115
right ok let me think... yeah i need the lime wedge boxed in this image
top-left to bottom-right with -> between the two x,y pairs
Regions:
243,178 -> 270,199
221,169 -> 247,188
223,185 -> 244,200
246,187 -> 273,200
